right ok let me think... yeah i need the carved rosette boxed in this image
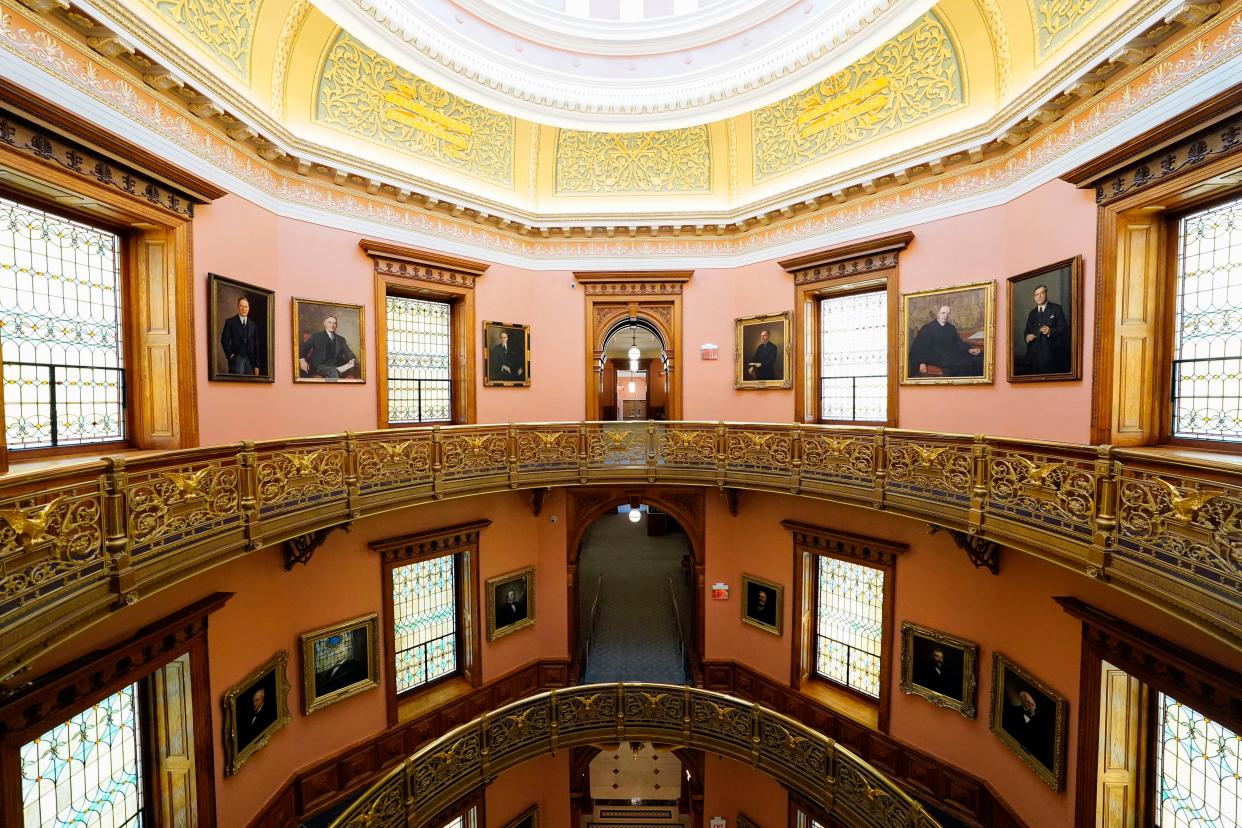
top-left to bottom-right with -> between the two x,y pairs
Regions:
356,438 -> 433,489
726,430 -> 793,471
256,447 -> 345,513
987,451 -> 1094,538
0,486 -> 102,612
440,433 -> 508,477
127,463 -> 239,554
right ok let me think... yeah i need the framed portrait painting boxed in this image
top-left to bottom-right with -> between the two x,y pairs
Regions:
292,297 -> 366,383
223,650 -> 291,775
741,574 -> 782,636
1007,256 -> 1082,382
208,273 -> 274,382
483,321 -> 530,387
989,652 -> 1068,790
901,281 -> 995,385
899,622 -> 979,719
735,312 -> 792,389
487,566 -> 535,640
299,613 -> 379,714
503,805 -> 538,828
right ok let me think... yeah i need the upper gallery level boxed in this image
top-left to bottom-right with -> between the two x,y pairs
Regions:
0,0 -> 1236,265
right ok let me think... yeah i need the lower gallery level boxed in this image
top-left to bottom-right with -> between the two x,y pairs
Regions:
0,0 -> 1241,827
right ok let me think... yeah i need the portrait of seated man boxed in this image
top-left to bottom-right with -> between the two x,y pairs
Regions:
299,315 -> 357,380
313,626 -> 369,697
908,304 -> 984,378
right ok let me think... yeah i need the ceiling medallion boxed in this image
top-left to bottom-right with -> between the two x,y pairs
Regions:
314,0 -> 938,130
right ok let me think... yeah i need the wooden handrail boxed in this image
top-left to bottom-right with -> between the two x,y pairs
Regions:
0,421 -> 1238,685
327,682 -> 942,828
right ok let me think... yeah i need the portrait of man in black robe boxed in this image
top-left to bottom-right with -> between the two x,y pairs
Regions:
908,304 -> 983,378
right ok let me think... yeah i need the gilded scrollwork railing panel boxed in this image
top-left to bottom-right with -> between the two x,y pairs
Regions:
486,695 -> 553,757
410,724 -> 483,802
440,427 -> 509,481
126,457 -> 240,559
724,426 -> 795,476
622,687 -> 686,730
884,437 -> 972,507
515,427 -> 578,473
987,445 -> 1095,541
0,479 -> 104,617
655,424 -> 717,469
556,686 -> 620,737
356,433 -> 433,493
757,715 -> 831,788
800,428 -> 876,488
255,442 -> 347,518
834,756 -> 918,828
585,423 -> 647,466
1115,467 -> 1242,605
687,692 -> 754,753
335,768 -> 407,828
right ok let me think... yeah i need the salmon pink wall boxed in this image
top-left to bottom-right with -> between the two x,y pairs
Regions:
702,490 -> 1242,827
702,755 -> 788,828
485,753 -> 570,828
194,179 -> 1095,445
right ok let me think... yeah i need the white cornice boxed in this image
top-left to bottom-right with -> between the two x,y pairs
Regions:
313,0 -> 938,131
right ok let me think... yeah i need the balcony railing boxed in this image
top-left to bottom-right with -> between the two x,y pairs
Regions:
327,682 -> 942,828
0,421 -> 1239,684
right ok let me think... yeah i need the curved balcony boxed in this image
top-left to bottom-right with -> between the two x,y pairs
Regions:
328,682 -> 940,828
1,422 -> 1238,683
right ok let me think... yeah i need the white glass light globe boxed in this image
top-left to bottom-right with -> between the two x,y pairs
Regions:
628,507 -> 642,523
628,345 -> 641,362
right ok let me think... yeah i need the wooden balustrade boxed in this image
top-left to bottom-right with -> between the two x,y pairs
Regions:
0,421 -> 1239,685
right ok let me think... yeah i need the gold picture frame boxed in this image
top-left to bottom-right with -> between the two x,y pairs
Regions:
899,621 -> 979,719
223,650 -> 291,776
483,320 -> 531,386
989,652 -> 1068,790
208,273 -> 275,382
487,566 -> 535,640
1006,256 -> 1083,383
299,613 -> 380,715
292,297 -> 366,383
502,804 -> 538,828
741,574 -> 782,636
900,280 -> 995,384
735,312 -> 792,389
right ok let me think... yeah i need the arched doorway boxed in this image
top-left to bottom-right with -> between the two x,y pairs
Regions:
599,318 -> 669,421
566,487 -> 704,684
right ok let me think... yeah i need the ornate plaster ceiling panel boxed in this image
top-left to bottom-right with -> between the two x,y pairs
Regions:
554,127 -> 712,193
751,11 -> 964,182
311,0 -> 944,130
316,31 -> 516,187
1033,0 -> 1110,56
137,0 -> 259,79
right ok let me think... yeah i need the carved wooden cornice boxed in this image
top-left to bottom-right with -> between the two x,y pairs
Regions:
574,271 -> 693,296
782,520 -> 908,566
361,240 -> 489,289
1058,596 -> 1242,734
0,105 -> 205,220
778,231 -> 914,286
368,519 -> 492,563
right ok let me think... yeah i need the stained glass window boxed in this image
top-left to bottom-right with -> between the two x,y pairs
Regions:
21,683 -> 143,828
1171,196 -> 1242,441
0,197 -> 125,449
386,295 -> 452,424
819,290 -> 887,422
815,556 -> 885,698
1156,693 -> 1241,828
392,553 -> 458,693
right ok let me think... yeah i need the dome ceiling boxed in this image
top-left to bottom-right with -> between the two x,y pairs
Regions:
310,0 -> 941,129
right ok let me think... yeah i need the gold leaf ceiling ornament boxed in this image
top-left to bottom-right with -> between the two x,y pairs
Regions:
1033,0 -> 1107,56
143,0 -> 259,79
316,31 -> 515,187
752,12 -> 963,183
554,128 -> 711,194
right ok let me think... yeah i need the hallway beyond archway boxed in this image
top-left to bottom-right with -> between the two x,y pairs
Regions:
579,509 -> 693,684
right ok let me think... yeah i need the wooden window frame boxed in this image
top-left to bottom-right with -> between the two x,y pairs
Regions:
0,95 -> 220,467
0,592 -> 229,828
1058,597 -> 1242,827
780,232 -> 911,427
1061,90 -> 1242,449
371,520 -> 489,727
784,521 -> 905,733
362,241 -> 487,427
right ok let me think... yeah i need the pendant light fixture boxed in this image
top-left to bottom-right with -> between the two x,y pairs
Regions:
627,319 -> 640,372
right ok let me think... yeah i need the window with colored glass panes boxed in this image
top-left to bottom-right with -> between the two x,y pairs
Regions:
819,289 -> 887,422
1155,692 -> 1240,828
814,556 -> 885,698
392,553 -> 459,693
386,295 -> 452,424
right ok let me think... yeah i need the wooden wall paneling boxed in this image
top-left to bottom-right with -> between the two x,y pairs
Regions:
1094,662 -> 1149,828
147,652 -> 199,828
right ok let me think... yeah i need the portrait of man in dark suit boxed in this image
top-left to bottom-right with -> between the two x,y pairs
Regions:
485,323 -> 529,386
1007,259 -> 1080,382
911,637 -> 964,700
236,671 -> 277,752
736,314 -> 790,388
220,296 -> 264,377
742,576 -> 781,634
495,582 -> 527,629
746,329 -> 780,380
300,316 -> 357,380
1019,285 -> 1069,375
1000,674 -> 1057,771
488,569 -> 534,639
313,627 -> 369,697
293,299 -> 365,383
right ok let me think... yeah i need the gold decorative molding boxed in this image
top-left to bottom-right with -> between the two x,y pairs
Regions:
573,272 -> 693,296
360,240 -> 489,289
779,231 -> 914,285
1033,0 -> 1109,56
140,0 -> 259,79
554,127 -> 711,194
368,518 -> 491,564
